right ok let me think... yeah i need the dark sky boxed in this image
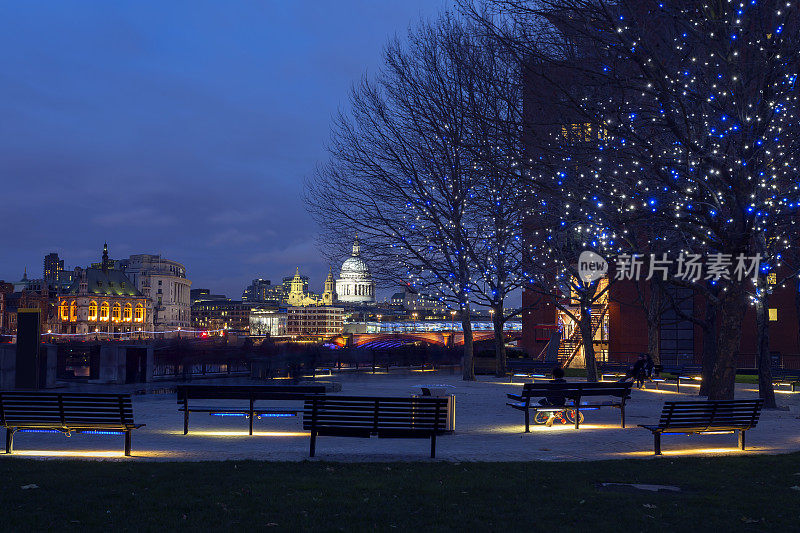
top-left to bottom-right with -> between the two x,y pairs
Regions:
0,0 -> 447,298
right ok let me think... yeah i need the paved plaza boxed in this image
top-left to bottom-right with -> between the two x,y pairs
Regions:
3,371 -> 799,461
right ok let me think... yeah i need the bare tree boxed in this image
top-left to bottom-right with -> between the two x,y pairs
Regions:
306,16 -> 489,380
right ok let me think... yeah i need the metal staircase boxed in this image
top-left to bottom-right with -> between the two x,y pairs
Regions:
559,303 -> 608,367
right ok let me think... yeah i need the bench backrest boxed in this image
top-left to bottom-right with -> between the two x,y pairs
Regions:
507,361 -> 556,371
176,385 -> 326,403
657,400 -> 763,430
519,381 -> 632,399
0,391 -> 135,428
599,362 -> 630,371
303,396 -> 448,432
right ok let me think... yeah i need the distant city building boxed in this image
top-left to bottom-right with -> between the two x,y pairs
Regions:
191,300 -> 258,332
321,269 -> 336,306
119,254 -> 191,330
287,306 -> 343,337
287,268 -> 324,306
242,278 -> 283,303
43,253 -> 63,284
336,237 -> 375,304
42,252 -> 75,289
0,280 -> 54,335
190,289 -> 228,304
55,244 -> 153,336
249,308 -> 287,336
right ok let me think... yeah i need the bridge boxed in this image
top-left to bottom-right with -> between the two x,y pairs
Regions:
327,330 -> 522,349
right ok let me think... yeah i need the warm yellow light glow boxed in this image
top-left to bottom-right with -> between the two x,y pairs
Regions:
100,301 -> 110,321
3,450 -> 175,459
412,368 -> 437,372
88,301 -> 98,321
619,446 -> 776,457
486,423 -> 618,434
172,431 -> 310,437
638,388 -> 684,394
769,308 -> 778,322
7,450 -> 126,458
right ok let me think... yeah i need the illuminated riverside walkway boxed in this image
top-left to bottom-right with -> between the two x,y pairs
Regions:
3,373 -> 799,462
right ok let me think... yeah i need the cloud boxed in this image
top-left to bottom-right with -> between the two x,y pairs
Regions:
91,208 -> 177,227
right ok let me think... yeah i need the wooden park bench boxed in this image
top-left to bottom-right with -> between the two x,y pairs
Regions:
638,399 -> 764,455
177,384 -> 326,435
772,369 -> 800,392
303,396 -> 449,458
506,360 -> 558,383
506,381 -> 633,431
1,391 -> 144,456
598,362 -> 630,381
675,365 -> 703,392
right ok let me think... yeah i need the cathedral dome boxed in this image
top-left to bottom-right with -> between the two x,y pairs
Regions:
339,255 -> 370,279
335,236 -> 375,304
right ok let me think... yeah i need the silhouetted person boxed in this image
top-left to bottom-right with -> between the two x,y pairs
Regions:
539,366 -> 567,426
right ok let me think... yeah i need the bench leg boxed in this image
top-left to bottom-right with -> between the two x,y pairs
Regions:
124,431 -> 131,457
739,430 -> 746,451
621,404 -> 626,428
676,379 -> 680,393
309,430 -> 316,457
654,432 -> 662,455
574,407 -> 580,429
431,433 -> 436,459
524,408 -> 530,433
184,410 -> 189,435
249,399 -> 254,436
5,428 -> 13,454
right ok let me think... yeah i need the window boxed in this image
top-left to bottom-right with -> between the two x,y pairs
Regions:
59,301 -> 69,321
100,302 -> 110,322
123,304 -> 132,322
769,308 -> 778,322
69,301 -> 77,322
112,303 -> 121,322
88,301 -> 98,321
134,304 -> 144,323
768,273 -> 777,286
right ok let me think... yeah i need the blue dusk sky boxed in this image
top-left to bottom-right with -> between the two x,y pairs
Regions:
0,0 -> 448,298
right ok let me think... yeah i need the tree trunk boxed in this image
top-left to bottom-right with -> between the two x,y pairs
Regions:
699,287 -> 718,397
461,303 -> 475,381
646,282 -> 662,365
580,301 -> 598,382
755,295 -> 777,409
492,302 -> 507,377
708,283 -> 746,400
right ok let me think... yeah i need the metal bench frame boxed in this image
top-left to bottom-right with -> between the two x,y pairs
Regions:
1,391 -> 144,456
638,399 -> 764,455
303,395 -> 448,458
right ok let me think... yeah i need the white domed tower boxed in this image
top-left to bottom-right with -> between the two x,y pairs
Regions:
336,236 -> 375,304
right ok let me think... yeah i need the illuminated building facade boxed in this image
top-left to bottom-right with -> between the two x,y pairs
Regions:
336,237 -> 375,304
249,309 -> 287,336
55,245 -> 152,336
287,306 -> 343,337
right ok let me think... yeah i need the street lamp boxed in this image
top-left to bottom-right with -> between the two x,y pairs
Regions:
412,312 -> 418,332
450,310 -> 456,331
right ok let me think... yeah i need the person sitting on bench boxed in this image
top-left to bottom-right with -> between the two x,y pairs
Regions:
618,354 -> 647,387
539,366 -> 567,427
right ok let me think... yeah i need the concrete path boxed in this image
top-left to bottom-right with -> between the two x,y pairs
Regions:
3,371 -> 798,461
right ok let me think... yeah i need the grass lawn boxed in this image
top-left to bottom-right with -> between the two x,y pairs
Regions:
2,454 -> 800,531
